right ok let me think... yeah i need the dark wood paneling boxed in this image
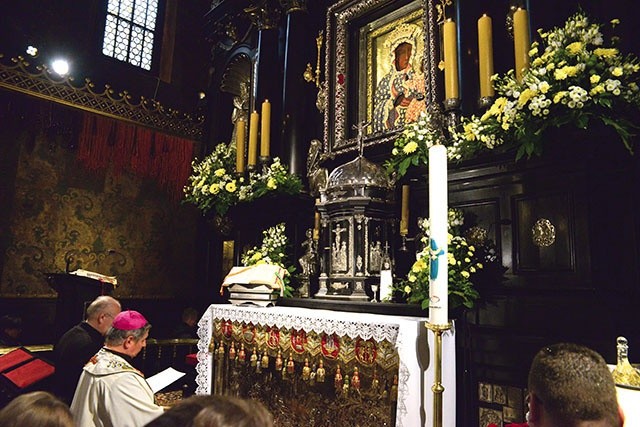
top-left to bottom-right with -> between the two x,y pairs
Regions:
452,129 -> 639,426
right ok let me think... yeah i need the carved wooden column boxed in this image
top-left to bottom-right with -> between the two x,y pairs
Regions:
246,1 -> 283,160
280,0 -> 312,178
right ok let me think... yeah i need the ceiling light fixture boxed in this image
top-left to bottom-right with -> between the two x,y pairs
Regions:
26,45 -> 38,57
50,58 -> 70,76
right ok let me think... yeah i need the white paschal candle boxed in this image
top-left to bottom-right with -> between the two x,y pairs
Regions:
428,145 -> 448,325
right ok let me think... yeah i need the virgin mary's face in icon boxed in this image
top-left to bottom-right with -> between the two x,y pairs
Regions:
394,42 -> 412,71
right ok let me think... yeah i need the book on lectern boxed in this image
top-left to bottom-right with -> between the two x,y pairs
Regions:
69,269 -> 118,286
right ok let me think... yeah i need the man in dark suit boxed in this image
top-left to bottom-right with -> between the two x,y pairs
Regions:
52,295 -> 121,404
171,307 -> 198,339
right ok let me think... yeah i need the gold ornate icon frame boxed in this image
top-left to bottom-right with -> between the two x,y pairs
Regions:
322,0 -> 440,157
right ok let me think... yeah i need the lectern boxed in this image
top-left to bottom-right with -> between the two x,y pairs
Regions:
46,273 -> 115,340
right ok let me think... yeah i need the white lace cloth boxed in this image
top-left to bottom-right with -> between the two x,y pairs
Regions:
195,304 -> 456,427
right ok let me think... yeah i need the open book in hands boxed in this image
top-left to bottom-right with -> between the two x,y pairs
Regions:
146,367 -> 185,393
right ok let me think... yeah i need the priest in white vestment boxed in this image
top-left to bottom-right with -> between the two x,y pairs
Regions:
71,310 -> 164,427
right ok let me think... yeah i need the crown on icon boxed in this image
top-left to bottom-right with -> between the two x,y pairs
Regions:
383,23 -> 421,61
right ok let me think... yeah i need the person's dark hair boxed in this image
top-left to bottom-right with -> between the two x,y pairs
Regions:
144,395 -> 273,427
182,307 -> 199,323
0,315 -> 22,331
528,342 -> 620,426
193,396 -> 272,427
105,323 -> 151,346
0,391 -> 74,427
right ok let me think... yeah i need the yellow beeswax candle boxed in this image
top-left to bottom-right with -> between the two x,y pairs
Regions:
443,19 -> 459,99
400,185 -> 410,236
514,8 -> 531,81
260,99 -> 271,158
248,111 -> 259,166
478,14 -> 495,98
235,119 -> 246,173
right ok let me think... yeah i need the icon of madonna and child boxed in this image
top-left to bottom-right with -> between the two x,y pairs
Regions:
372,23 -> 426,133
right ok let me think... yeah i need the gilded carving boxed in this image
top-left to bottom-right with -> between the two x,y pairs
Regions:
244,0 -> 282,30
531,218 -> 556,247
0,56 -> 203,139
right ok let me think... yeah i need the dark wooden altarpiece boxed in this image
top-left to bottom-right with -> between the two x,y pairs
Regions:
202,1 -> 640,427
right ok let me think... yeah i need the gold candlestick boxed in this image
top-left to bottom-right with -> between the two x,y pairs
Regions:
426,321 -> 452,427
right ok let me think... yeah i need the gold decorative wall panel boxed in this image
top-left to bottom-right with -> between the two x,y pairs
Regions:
0,113 -> 198,298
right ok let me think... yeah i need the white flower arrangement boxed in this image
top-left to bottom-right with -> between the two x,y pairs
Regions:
397,208 -> 483,311
183,142 -> 302,216
241,223 -> 295,297
384,110 -> 482,178
454,11 -> 639,159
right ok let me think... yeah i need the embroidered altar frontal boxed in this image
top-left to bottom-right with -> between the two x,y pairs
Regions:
196,305 -> 457,427
209,319 -> 399,426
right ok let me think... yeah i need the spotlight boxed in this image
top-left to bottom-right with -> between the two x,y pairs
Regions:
50,58 -> 70,76
198,91 -> 206,100
26,45 -> 38,57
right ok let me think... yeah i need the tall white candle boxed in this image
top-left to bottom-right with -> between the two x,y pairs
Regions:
428,145 -> 448,325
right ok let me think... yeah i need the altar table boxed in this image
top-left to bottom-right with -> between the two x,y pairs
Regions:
195,304 -> 456,427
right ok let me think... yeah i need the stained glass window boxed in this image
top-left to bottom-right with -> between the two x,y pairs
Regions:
102,0 -> 158,70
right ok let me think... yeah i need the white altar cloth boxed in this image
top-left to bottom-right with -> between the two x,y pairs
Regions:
195,304 -> 456,427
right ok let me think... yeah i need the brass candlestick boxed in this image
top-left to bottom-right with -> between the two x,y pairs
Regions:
426,321 -> 452,427
478,96 -> 494,110
443,97 -> 461,132
259,155 -> 271,172
303,31 -> 325,112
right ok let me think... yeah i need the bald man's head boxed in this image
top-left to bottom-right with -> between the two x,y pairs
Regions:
85,296 -> 121,335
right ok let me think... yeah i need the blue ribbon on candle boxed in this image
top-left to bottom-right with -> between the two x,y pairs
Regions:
429,238 -> 444,280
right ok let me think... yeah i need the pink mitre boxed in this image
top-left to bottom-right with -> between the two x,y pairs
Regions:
112,310 -> 148,330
